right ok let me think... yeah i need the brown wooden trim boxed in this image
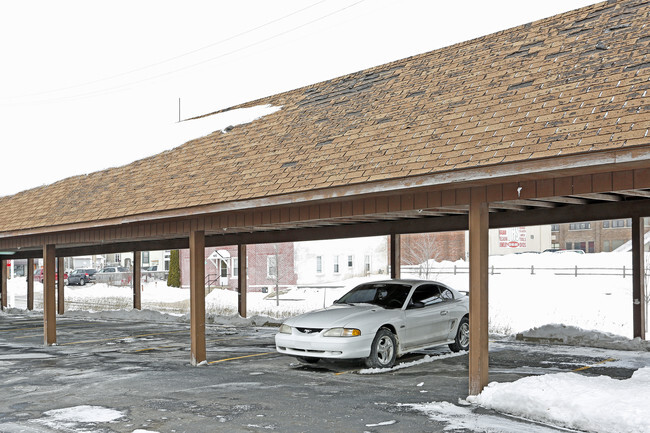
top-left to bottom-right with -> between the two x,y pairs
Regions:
390,234 -> 401,279
632,217 -> 646,340
189,230 -> 206,366
468,187 -> 489,395
1,259 -> 6,310
43,244 -> 56,346
133,251 -> 142,310
238,244 -> 247,318
57,257 -> 64,315
27,258 -> 34,311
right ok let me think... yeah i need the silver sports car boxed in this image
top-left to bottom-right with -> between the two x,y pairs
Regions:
275,279 -> 469,368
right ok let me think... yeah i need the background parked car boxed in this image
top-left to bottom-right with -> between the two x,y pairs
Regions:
31,268 -> 68,284
93,267 -> 132,286
66,268 -> 97,286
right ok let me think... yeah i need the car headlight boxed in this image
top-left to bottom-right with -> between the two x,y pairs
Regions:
323,327 -> 361,337
279,324 -> 292,334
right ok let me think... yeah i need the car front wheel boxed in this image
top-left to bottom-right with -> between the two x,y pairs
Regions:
449,316 -> 469,352
365,328 -> 397,368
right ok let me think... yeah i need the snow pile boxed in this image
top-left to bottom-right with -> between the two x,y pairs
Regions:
174,104 -> 281,143
34,405 -> 124,430
359,352 -> 467,374
517,324 -> 650,351
464,367 -> 650,433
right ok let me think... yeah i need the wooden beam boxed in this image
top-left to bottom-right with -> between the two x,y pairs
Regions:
632,216 -> 646,340
571,193 -> 622,202
57,257 -> 65,315
390,233 -> 401,279
468,187 -> 489,395
27,258 -> 34,311
238,244 -> 247,318
1,260 -> 7,310
189,230 -> 206,366
133,251 -> 141,310
43,244 -> 56,345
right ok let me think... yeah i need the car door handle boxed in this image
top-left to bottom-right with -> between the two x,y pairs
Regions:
440,310 -> 448,316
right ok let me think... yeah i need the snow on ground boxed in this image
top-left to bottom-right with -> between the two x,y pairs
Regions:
33,405 -> 124,430
462,367 -> 650,433
3,251 -> 650,433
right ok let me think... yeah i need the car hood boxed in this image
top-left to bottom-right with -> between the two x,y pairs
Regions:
285,304 -> 392,329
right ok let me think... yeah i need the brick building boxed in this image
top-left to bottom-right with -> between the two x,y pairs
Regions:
179,243 -> 296,291
400,232 -> 465,265
552,218 -> 650,253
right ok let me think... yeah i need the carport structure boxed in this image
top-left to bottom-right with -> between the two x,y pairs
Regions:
0,0 -> 648,395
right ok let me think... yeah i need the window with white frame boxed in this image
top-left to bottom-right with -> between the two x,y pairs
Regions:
267,255 -> 277,278
364,255 -> 371,273
316,256 -> 322,274
333,256 -> 340,274
232,257 -> 238,278
142,251 -> 150,265
347,255 -> 353,269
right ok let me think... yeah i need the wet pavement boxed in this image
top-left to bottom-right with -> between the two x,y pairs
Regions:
0,312 -> 647,433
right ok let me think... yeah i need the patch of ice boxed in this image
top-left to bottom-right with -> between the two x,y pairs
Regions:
34,405 -> 124,430
365,420 -> 396,427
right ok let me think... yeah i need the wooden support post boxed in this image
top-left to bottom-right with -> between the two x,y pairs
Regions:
632,216 -> 646,340
189,230 -> 206,365
469,187 -> 489,395
133,251 -> 142,310
27,258 -> 34,311
57,257 -> 65,315
1,259 -> 7,310
43,244 -> 56,345
238,244 -> 247,318
390,233 -> 401,279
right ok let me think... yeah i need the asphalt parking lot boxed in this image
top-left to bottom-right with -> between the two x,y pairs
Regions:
0,313 -> 646,433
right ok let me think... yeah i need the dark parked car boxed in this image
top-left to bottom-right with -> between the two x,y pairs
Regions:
66,268 -> 97,286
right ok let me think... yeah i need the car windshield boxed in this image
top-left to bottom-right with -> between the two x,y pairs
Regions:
335,283 -> 412,309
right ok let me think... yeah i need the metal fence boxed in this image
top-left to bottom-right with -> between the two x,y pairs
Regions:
400,264 -> 649,278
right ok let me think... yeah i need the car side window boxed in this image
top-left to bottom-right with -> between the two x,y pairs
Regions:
410,284 -> 442,307
440,287 -> 454,300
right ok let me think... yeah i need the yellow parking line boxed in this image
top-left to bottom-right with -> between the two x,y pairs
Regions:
59,329 -> 187,346
334,370 -> 357,375
135,345 -> 178,352
573,358 -> 616,371
208,352 -> 273,364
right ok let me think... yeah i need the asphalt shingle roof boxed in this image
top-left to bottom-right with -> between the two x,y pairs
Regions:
1,0 -> 649,233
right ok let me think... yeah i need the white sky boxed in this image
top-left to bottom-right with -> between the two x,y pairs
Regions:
0,0 -> 598,197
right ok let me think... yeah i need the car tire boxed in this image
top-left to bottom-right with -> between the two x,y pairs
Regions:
80,278 -> 85,286
365,328 -> 397,368
449,316 -> 469,352
296,356 -> 320,364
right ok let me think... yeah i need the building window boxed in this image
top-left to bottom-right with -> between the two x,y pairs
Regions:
566,242 -> 573,250
551,224 -> 560,232
114,253 -> 121,263
347,255 -> 353,269
232,257 -> 238,278
316,256 -> 322,274
603,221 -> 610,228
333,256 -> 339,274
603,240 -> 610,252
613,219 -> 626,228
569,222 -> 591,230
267,256 -> 277,278
364,255 -> 371,273
220,260 -> 228,278
164,251 -> 170,271
588,241 -> 595,253
142,251 -> 150,265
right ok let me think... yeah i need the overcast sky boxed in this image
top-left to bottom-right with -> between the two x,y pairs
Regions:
0,0 -> 598,197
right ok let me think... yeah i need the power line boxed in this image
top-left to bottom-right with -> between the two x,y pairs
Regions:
2,0 -> 329,102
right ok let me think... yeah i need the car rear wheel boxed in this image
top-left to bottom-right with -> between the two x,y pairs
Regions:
449,316 -> 469,352
365,328 -> 397,368
79,278 -> 85,286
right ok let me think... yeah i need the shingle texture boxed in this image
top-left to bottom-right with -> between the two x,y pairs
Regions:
1,0 -> 649,233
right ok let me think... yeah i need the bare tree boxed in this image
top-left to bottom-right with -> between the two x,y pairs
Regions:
402,234 -> 441,279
